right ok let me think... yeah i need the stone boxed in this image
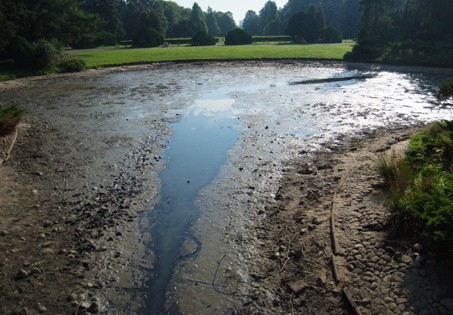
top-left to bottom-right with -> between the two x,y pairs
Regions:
15,269 -> 29,280
400,255 -> 412,264
440,298 -> 453,311
0,230 -> 8,236
88,301 -> 100,313
288,280 -> 308,294
37,303 -> 47,313
412,243 -> 423,253
312,218 -> 323,225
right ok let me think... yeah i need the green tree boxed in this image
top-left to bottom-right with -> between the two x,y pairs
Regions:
206,7 -> 221,36
215,11 -> 236,35
340,0 -> 360,39
242,10 -> 260,36
132,9 -> 164,47
190,2 -> 208,33
357,0 -> 394,45
258,1 -> 278,35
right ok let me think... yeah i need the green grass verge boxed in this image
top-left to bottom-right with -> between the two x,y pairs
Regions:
0,104 -> 23,136
375,121 -> 453,253
71,43 -> 353,68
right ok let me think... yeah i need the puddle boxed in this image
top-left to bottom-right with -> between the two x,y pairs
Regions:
145,91 -> 239,314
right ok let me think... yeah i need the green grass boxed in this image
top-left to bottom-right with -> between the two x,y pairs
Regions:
375,121 -> 453,253
72,43 -> 353,68
0,43 -> 353,80
0,104 -> 23,136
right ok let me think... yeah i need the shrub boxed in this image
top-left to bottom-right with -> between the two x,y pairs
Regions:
133,28 -> 164,48
0,105 -> 23,136
322,27 -> 342,43
225,28 -> 252,46
57,58 -> 86,73
437,78 -> 453,101
191,31 -> 217,46
376,121 -> 453,252
8,37 -> 64,70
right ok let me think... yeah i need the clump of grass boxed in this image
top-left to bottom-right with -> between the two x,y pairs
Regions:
0,105 -> 23,136
375,122 -> 453,253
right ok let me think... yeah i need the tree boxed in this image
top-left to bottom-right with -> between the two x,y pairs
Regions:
82,0 -> 125,45
190,2 -> 208,33
132,9 -> 164,47
206,7 -> 221,36
340,0 -> 360,39
285,11 -> 308,40
215,12 -> 236,35
323,27 -> 342,43
357,0 -> 395,45
258,1 -> 278,35
167,19 -> 197,38
242,10 -> 260,36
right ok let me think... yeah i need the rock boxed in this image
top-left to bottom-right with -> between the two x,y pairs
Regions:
88,301 -> 100,313
15,269 -> 29,280
12,307 -> 30,315
400,255 -> 412,264
412,243 -> 423,253
67,293 -> 78,302
312,218 -> 323,225
440,298 -> 453,311
0,230 -> 8,236
288,279 -> 308,294
37,303 -> 47,313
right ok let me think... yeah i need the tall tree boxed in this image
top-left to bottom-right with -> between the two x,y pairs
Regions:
340,0 -> 360,39
215,12 -> 236,35
190,2 -> 208,33
357,0 -> 394,45
206,7 -> 221,36
82,0 -> 124,44
258,1 -> 278,35
242,10 -> 260,36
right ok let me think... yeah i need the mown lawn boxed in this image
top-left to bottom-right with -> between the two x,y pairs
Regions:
72,43 -> 353,68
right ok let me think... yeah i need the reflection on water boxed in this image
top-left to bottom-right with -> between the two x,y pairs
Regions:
146,91 -> 239,314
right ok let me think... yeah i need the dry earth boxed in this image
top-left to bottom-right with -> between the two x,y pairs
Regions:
237,126 -> 453,315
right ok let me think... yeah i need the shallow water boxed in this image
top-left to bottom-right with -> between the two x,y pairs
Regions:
1,62 -> 452,314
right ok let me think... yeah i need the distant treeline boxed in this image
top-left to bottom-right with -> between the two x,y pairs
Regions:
346,0 -> 453,67
0,0 -> 360,51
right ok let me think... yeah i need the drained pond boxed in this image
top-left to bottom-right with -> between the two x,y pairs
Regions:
1,62 -> 452,314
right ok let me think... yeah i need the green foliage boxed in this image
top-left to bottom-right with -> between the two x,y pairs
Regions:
9,37 -> 64,70
191,31 -> 217,46
57,57 -> 86,73
243,10 -> 260,36
133,28 -> 164,48
376,122 -> 453,252
225,28 -> 253,46
323,27 -> 343,43
437,78 -> 453,101
0,105 -> 23,136
285,5 -> 326,43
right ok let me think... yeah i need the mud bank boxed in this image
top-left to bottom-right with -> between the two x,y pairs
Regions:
1,61 -> 453,314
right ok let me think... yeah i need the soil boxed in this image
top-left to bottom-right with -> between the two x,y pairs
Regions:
1,62 -> 452,315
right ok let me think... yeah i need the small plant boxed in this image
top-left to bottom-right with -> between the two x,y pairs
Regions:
0,105 -> 24,136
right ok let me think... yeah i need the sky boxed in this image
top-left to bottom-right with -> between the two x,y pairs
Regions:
171,0 -> 288,24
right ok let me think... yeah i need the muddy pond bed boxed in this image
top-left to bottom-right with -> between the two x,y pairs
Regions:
0,61 -> 452,315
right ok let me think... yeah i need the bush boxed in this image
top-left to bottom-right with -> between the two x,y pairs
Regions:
0,105 -> 23,136
437,78 -> 453,101
323,27 -> 342,43
376,121 -> 453,252
133,28 -> 164,48
225,28 -> 252,46
57,58 -> 86,73
8,37 -> 64,70
191,31 -> 217,46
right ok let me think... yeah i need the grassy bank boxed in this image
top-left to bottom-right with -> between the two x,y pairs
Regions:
376,121 -> 453,253
71,43 -> 352,68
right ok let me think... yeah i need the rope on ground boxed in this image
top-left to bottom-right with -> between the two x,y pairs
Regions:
211,254 -> 238,296
0,127 -> 19,167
